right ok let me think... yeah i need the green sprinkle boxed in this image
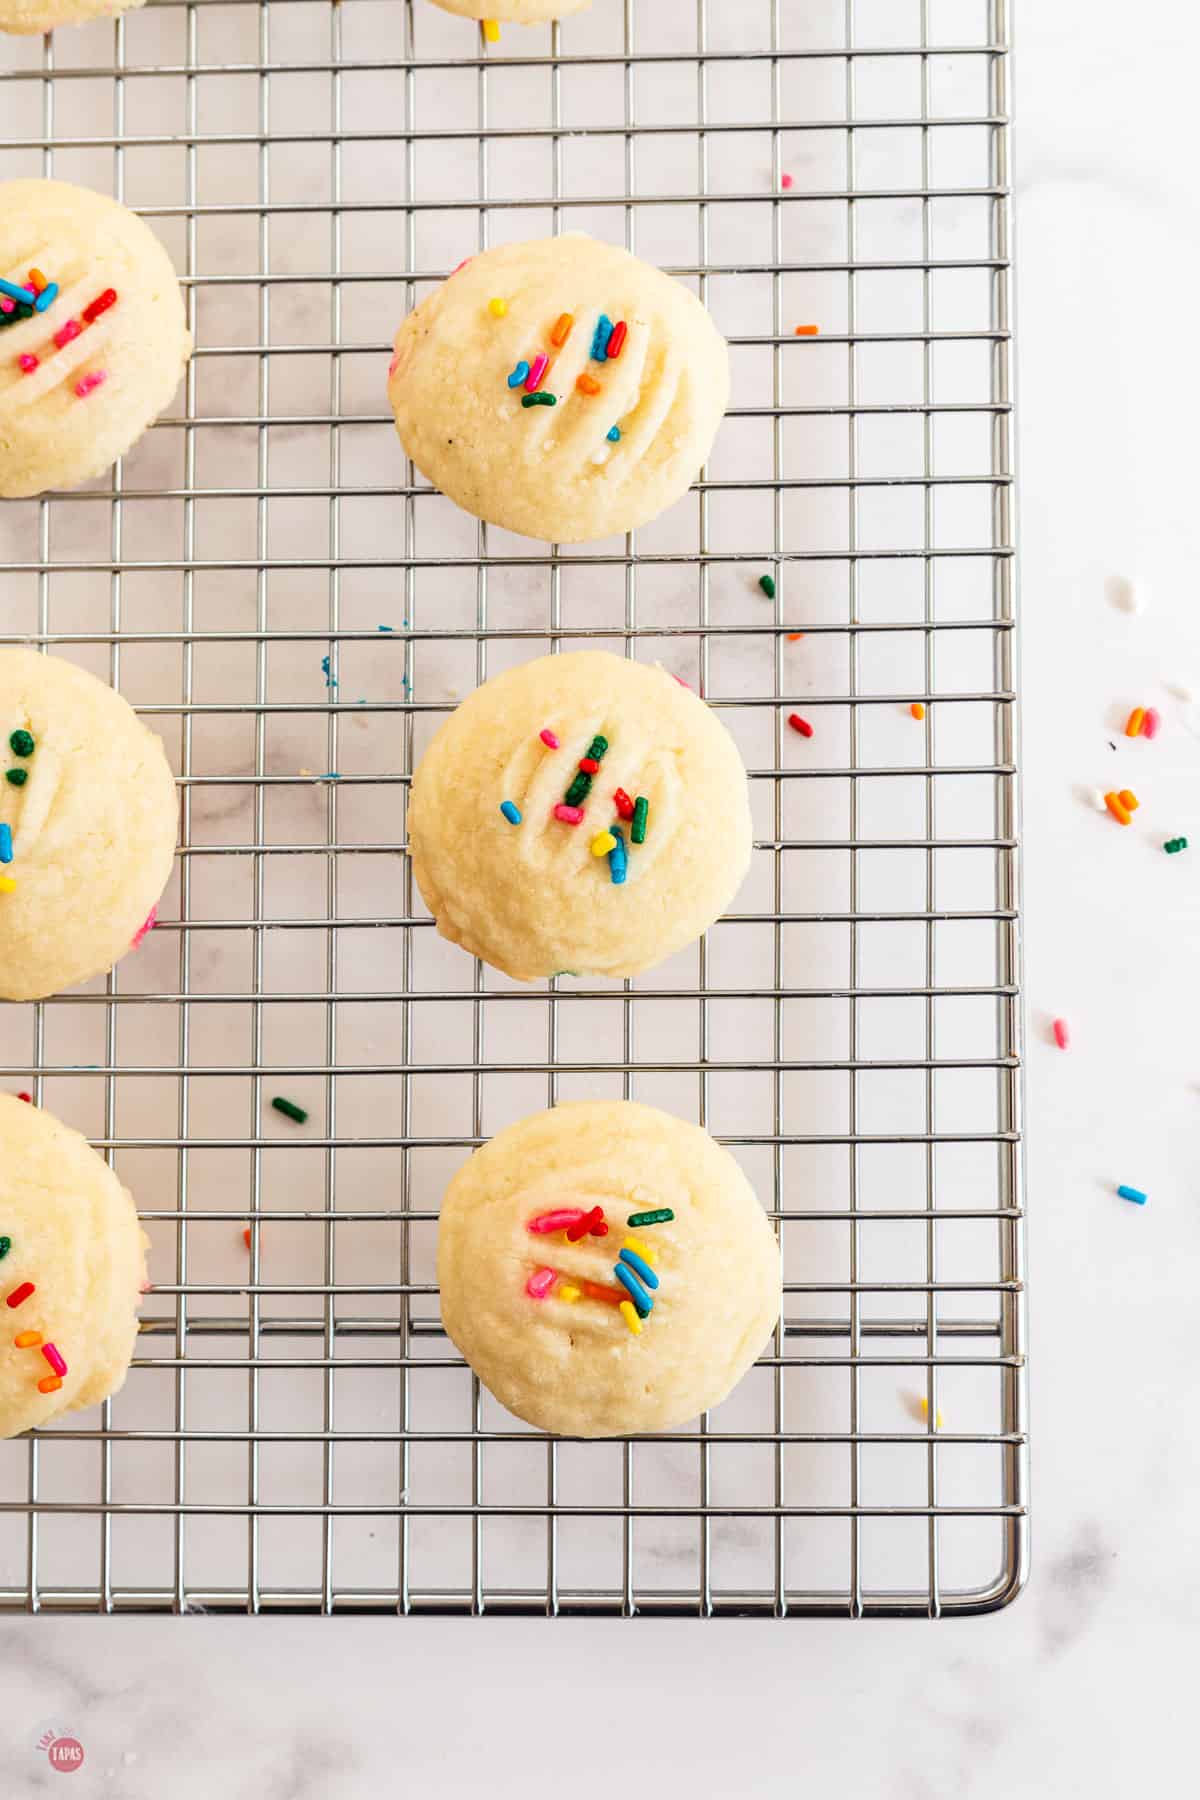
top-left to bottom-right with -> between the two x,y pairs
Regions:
631,796 -> 649,844
5,769 -> 28,787
1164,836 -> 1189,854
9,729 -> 34,758
627,1208 -> 674,1228
521,391 -> 557,408
271,1096 -> 308,1124
758,574 -> 776,599
0,1236 -> 10,1261
564,771 -> 592,807
585,735 -> 609,762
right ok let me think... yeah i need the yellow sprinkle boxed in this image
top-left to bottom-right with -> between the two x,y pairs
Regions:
621,1235 -> 656,1267
482,18 -> 500,42
920,1396 -> 945,1430
590,830 -> 617,857
619,1300 -> 642,1336
488,296 -> 507,317
558,1284 -> 581,1303
0,876 -> 15,893
14,1330 -> 41,1349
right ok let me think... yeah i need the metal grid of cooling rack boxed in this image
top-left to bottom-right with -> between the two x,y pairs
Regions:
0,0 -> 1024,1616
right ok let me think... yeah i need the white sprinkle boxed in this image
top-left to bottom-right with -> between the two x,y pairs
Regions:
1125,578 -> 1147,614
1168,681 -> 1194,704
1089,788 -> 1108,813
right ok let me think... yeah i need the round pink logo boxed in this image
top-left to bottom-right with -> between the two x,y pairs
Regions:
47,1736 -> 85,1774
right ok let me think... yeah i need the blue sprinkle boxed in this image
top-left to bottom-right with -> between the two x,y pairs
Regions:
507,360 -> 530,389
377,624 -> 394,632
0,277 -> 32,304
591,314 -> 614,361
618,1246 -> 659,1290
33,282 -> 58,313
499,801 -> 522,825
320,656 -> 338,689
317,771 -> 341,782
608,823 -> 627,886
613,1260 -> 653,1316
607,426 -> 621,442
1117,1184 -> 1147,1206
0,823 -> 10,864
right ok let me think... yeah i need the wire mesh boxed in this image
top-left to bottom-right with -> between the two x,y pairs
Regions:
0,0 -> 1024,1617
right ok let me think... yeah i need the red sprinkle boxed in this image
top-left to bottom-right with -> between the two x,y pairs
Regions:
82,288 -> 117,324
5,1282 -> 35,1309
17,1092 -> 31,1103
1052,1019 -> 1070,1051
243,1227 -> 252,1249
1142,707 -> 1162,740
18,354 -> 38,374
578,757 -> 600,775
613,788 -> 635,820
54,319 -> 82,350
566,1205 -> 605,1243
788,713 -> 814,737
781,172 -> 794,189
606,320 -> 628,359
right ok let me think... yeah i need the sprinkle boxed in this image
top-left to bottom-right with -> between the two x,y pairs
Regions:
1117,1184 -> 1147,1206
499,800 -> 522,825
5,770 -> 28,788
613,1261 -> 653,1316
585,735 -> 608,761
1164,837 -> 1189,854
580,1279 -> 625,1307
591,314 -> 614,361
37,1376 -> 63,1395
0,875 -> 16,894
41,1342 -> 67,1378
627,1208 -> 673,1228
591,830 -> 617,857
1103,792 -> 1132,825
27,268 -> 46,293
608,824 -> 627,886
14,1331 -> 41,1349
0,278 -> 33,303
578,757 -> 600,775
606,320 -> 627,359
528,1209 -> 586,1235
18,353 -> 38,374
271,1096 -> 308,1124
911,702 -> 925,720
17,1093 -> 30,1103
780,172 -> 794,189
0,1237 -> 9,1259
1118,789 -> 1139,813
788,713 -> 814,738
54,318 -> 82,350
75,370 -> 108,400
522,391 -> 556,408
482,16 -> 500,39
1088,789 -> 1108,812
566,1205 -> 605,1243
0,298 -> 10,314
631,796 -> 648,844
488,297 -> 508,317
619,1300 -> 642,1336
553,803 -> 584,825
758,574 -> 776,599
564,772 -> 592,807
243,1227 -> 252,1248
795,324 -> 820,336
525,352 -> 549,392
1142,707 -> 1162,740
551,313 -> 574,348
130,906 -> 157,949
576,373 -> 602,396
919,1396 -> 945,1430
1052,1018 -> 1070,1050
539,729 -> 560,749
0,824 -> 10,863
5,1282 -> 35,1308
507,360 -> 531,388
618,1246 -> 659,1290
607,426 -> 621,442
558,1284 -> 581,1303
1124,707 -> 1146,738
9,729 -> 34,757
34,282 -> 58,314
621,1236 -> 657,1266
82,288 -> 117,324
526,1267 -> 557,1300
613,789 -> 635,820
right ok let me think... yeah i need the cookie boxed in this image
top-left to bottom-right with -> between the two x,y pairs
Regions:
0,1095 -> 149,1440
407,651 -> 753,981
388,234 -> 729,542
0,648 -> 178,1002
0,0 -> 144,31
0,179 -> 191,497
430,0 -> 589,18
438,1100 -> 780,1438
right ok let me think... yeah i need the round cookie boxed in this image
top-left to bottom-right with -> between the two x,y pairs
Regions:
407,651 -> 753,981
0,0 -> 144,32
431,0 -> 589,18
0,179 -> 191,497
0,648 -> 178,1002
388,234 -> 729,542
0,1095 -> 149,1440
438,1101 -> 780,1437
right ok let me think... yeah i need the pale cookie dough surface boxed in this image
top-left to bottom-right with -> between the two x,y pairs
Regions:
0,179 -> 191,497
388,234 -> 729,542
430,0 -> 589,18
438,1101 -> 781,1438
0,0 -> 143,32
0,648 -> 178,1002
0,1096 -> 149,1440
408,651 -> 753,981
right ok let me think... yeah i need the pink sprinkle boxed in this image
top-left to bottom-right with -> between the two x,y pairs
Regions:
781,172 -> 794,189
130,905 -> 157,949
41,1342 -> 68,1378
539,729 -> 560,749
526,1267 -> 557,1300
18,354 -> 38,374
75,369 -> 108,399
553,804 -> 584,825
0,299 -> 13,315
387,353 -> 399,378
671,674 -> 692,689
525,352 -> 548,393
527,1208 -> 585,1235
788,713 -> 814,737
54,318 -> 82,350
1052,1018 -> 1070,1051
449,257 -> 474,277
1142,707 -> 1161,740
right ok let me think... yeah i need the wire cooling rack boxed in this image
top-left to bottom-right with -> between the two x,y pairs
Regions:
0,0 -> 1024,1617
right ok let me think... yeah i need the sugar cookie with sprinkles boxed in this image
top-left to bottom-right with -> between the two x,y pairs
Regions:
0,1094 -> 149,1440
387,234 -> 729,542
429,0 -> 590,21
0,648 -> 178,1001
407,651 -> 753,981
437,1100 -> 780,1438
0,179 -> 191,497
0,0 -> 144,29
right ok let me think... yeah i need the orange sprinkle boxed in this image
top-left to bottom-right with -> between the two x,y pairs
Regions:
1118,788 -> 1139,812
37,1375 -> 62,1394
786,632 -> 804,642
27,267 -> 47,293
14,1330 -> 41,1349
579,1279 -> 625,1308
1125,707 -> 1146,738
550,312 -> 574,348
794,324 -> 820,336
576,373 -> 602,396
1104,791 -> 1132,825
910,702 -> 925,721
243,1227 -> 252,1249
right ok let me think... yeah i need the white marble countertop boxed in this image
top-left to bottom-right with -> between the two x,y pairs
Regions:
2,4 -> 1198,1794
